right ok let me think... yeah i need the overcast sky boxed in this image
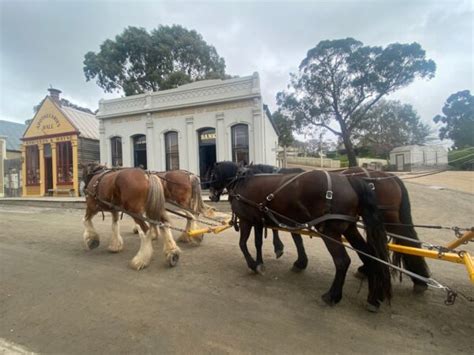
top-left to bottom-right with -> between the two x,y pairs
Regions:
1,0 -> 472,139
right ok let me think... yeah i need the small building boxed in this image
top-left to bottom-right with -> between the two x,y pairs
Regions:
0,120 -> 26,197
96,73 -> 279,178
389,144 -> 448,171
21,88 -> 99,197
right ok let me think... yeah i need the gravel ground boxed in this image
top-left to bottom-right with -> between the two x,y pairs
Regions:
0,181 -> 473,354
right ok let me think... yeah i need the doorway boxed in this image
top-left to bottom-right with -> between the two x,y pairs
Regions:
133,135 -> 147,169
44,144 -> 53,194
396,154 -> 405,171
198,128 -> 216,186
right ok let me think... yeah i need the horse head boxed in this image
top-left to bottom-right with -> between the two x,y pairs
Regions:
208,161 -> 239,202
81,162 -> 106,187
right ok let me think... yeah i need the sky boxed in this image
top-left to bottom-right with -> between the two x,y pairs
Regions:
1,0 -> 472,141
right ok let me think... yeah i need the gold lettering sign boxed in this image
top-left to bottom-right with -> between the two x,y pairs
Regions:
24,135 -> 73,146
36,113 -> 61,132
200,133 -> 216,140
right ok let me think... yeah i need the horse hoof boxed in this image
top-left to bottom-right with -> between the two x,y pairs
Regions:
87,239 -> 100,250
132,227 -> 139,234
129,258 -> 148,271
168,253 -> 180,267
354,270 -> 367,280
107,241 -> 123,253
256,264 -> 266,275
291,265 -> 304,273
366,303 -> 380,313
321,292 -> 336,306
275,249 -> 284,259
413,283 -> 428,294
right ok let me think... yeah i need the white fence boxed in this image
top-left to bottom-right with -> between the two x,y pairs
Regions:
285,156 -> 341,168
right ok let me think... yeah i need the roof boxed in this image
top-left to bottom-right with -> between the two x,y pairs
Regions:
391,144 -> 447,153
0,120 -> 26,151
60,106 -> 99,140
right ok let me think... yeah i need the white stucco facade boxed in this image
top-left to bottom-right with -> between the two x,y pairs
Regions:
96,73 -> 279,176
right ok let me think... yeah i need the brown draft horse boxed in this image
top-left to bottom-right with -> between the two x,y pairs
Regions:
229,168 -> 392,311
340,167 -> 431,291
132,170 -> 215,244
82,163 -> 180,270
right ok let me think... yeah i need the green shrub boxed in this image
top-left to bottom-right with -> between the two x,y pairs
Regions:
448,147 -> 474,170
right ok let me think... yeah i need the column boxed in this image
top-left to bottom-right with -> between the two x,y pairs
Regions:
185,117 -> 196,174
71,137 -> 79,197
38,144 -> 45,196
215,113 -> 226,161
21,146 -> 26,196
252,98 -> 263,163
146,113 -> 155,170
99,119 -> 107,165
51,143 -> 57,191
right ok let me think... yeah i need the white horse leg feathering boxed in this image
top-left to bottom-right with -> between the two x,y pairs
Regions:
108,211 -> 124,253
83,215 -> 100,249
129,225 -> 154,271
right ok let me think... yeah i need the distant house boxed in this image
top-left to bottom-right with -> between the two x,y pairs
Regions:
389,145 -> 448,171
21,88 -> 99,197
0,120 -> 26,197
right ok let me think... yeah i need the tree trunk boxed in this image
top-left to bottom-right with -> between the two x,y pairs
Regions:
342,131 -> 358,167
338,118 -> 358,167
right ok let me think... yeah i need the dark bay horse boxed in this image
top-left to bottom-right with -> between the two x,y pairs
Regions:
208,162 -> 430,292
82,164 -> 180,270
207,161 -> 304,259
228,168 -> 392,310
340,167 -> 430,291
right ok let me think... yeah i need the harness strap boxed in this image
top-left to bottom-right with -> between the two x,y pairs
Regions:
231,192 -> 357,232
264,170 -> 312,203
322,170 -> 333,213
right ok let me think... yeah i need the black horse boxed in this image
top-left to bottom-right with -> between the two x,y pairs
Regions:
226,167 -> 392,310
207,161 -> 305,262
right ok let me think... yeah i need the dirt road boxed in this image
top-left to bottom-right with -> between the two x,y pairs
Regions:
0,182 -> 473,354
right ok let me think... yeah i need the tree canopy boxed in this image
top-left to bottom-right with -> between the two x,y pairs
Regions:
84,25 -> 227,95
272,111 -> 295,147
277,38 -> 436,166
433,90 -> 474,148
355,100 -> 432,158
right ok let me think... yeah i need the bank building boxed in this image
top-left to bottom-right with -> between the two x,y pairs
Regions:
97,72 -> 279,178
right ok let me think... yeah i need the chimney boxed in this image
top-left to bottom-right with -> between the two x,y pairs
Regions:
48,87 -> 62,103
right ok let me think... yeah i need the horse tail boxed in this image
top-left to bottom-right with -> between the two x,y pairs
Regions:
145,174 -> 169,223
348,177 -> 392,302
392,176 -> 431,280
190,174 -> 215,218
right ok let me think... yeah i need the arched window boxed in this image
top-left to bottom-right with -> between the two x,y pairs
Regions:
132,134 -> 147,169
165,131 -> 179,171
110,137 -> 122,167
231,124 -> 249,164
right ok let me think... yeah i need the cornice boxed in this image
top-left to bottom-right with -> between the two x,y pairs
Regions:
97,74 -> 260,120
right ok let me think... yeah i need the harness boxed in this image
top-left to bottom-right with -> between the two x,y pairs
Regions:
230,170 -> 357,232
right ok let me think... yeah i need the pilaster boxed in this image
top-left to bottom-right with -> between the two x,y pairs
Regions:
51,143 -> 57,191
99,119 -> 107,165
215,112 -> 226,161
185,117 -> 196,174
146,113 -> 154,170
38,144 -> 45,196
21,145 -> 26,197
71,136 -> 79,197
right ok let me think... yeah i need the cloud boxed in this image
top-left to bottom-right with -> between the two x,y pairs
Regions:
0,0 -> 472,141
